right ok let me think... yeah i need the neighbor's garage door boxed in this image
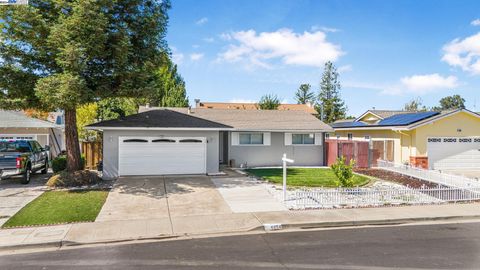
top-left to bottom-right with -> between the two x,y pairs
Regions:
118,136 -> 207,176
427,137 -> 480,170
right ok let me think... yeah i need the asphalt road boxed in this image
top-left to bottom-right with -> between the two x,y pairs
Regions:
1,222 -> 480,270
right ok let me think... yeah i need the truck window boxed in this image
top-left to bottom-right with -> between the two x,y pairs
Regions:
0,141 -> 31,153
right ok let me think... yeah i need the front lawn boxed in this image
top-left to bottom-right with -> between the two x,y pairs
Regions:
2,190 -> 108,228
246,168 -> 370,188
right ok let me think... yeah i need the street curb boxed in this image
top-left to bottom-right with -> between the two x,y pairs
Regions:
278,215 -> 480,230
2,215 -> 480,252
0,235 -> 180,253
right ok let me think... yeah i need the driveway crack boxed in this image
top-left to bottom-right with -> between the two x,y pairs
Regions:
163,176 -> 174,235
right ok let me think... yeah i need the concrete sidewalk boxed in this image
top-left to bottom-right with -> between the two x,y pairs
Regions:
1,203 -> 480,251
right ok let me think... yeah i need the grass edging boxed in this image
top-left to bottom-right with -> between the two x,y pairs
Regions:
245,167 -> 371,188
2,189 -> 109,229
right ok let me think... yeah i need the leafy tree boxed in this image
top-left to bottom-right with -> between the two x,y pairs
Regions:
0,0 -> 171,172
294,84 -> 315,105
317,61 -> 347,123
404,97 -> 428,111
331,156 -> 356,187
97,98 -> 138,121
258,94 -> 280,110
147,55 -> 189,107
76,103 -> 98,142
433,94 -> 466,111
24,109 -> 49,121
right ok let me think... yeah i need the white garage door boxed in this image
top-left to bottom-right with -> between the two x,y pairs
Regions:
427,137 -> 480,170
119,136 -> 207,176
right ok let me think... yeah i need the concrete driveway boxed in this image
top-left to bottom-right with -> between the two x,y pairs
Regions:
0,174 -> 49,227
96,175 -> 232,222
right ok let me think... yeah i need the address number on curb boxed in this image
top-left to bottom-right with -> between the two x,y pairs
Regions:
263,223 -> 283,231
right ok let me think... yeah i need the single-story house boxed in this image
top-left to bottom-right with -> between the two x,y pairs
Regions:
87,107 -> 332,179
194,100 -> 317,115
331,109 -> 480,170
0,110 -> 64,157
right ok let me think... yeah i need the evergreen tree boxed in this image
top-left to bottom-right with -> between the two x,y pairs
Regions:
0,0 -> 171,172
148,55 -> 189,107
317,61 -> 347,123
294,84 -> 315,104
258,94 -> 280,110
433,94 -> 465,111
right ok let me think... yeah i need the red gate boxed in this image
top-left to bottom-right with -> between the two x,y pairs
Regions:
326,140 -> 370,168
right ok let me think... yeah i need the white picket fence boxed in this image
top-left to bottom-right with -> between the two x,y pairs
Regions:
293,186 -> 480,209
376,160 -> 480,189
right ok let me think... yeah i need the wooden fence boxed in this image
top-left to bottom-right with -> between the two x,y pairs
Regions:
81,141 -> 102,170
325,140 -> 370,168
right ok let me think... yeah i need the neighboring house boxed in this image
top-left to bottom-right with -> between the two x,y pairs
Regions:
331,109 -> 480,170
87,107 -> 332,179
0,110 -> 64,157
195,100 -> 317,115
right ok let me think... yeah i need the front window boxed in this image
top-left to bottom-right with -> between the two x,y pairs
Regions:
239,133 -> 263,145
0,141 -> 31,153
292,134 -> 315,145
348,133 -> 353,140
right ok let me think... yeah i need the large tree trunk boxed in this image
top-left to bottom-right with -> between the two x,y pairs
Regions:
64,108 -> 83,172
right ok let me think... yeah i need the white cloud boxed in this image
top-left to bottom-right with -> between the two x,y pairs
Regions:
170,46 -> 184,64
195,17 -> 208,25
442,32 -> 480,75
338,65 -> 352,73
219,33 -> 232,41
399,73 -> 458,94
190,53 -> 204,61
471,19 -> 480,26
311,25 -> 340,33
218,28 -> 344,68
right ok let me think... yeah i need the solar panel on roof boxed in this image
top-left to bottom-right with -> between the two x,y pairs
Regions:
332,111 -> 440,128
331,121 -> 367,128
378,111 -> 439,126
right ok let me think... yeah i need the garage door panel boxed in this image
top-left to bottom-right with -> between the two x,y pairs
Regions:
118,136 -> 207,176
428,137 -> 480,170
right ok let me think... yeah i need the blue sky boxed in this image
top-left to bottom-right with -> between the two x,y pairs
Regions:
166,0 -> 480,116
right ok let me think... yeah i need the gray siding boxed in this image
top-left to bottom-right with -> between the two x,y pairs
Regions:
228,132 -> 324,167
102,130 -> 219,180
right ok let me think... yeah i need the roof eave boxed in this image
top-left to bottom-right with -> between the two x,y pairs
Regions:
85,126 -> 233,131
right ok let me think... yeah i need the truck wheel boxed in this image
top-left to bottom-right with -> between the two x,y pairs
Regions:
41,159 -> 48,174
21,166 -> 31,185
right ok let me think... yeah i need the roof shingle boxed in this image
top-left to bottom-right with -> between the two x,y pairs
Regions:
0,110 -> 60,128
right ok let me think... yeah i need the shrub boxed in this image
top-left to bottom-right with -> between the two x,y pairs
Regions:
52,155 -> 86,173
46,170 -> 100,187
331,156 -> 356,187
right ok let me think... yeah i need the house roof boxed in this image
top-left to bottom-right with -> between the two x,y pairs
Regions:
87,109 -> 232,129
355,110 -> 415,121
332,111 -> 440,129
0,110 -> 61,129
88,106 -> 332,131
197,102 -> 318,114
333,109 -> 480,130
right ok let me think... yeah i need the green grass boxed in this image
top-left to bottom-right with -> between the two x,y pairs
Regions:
2,190 -> 108,228
246,168 -> 370,188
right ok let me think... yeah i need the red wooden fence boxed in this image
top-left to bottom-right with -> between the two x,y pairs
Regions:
326,140 -> 370,168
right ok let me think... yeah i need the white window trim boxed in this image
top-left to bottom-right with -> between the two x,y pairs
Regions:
285,133 -> 323,146
232,132 -> 270,146
291,133 -> 315,145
